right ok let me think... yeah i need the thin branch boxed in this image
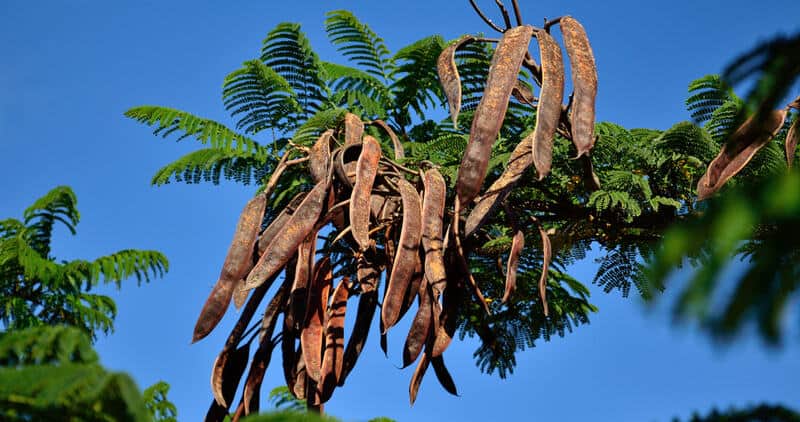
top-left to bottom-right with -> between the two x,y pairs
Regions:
494,0 -> 513,29
469,0 -> 505,33
510,0 -> 524,26
543,16 -> 564,31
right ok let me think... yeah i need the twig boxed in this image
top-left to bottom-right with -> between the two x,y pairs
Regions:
494,0 -> 513,29
510,0 -> 524,26
469,0 -> 505,33
543,16 -> 563,32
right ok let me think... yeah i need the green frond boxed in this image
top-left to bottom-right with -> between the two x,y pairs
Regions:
686,74 -> 732,123
593,244 -> 649,298
655,121 -> 718,163
321,61 -> 391,118
150,147 -> 270,186
705,97 -> 744,145
0,325 -> 97,366
125,106 -> 264,157
291,107 -> 347,146
267,386 -> 306,412
261,23 -> 329,118
222,60 -> 302,135
587,190 -> 642,222
325,10 -> 393,81
20,186 -> 80,257
86,249 -> 169,288
390,35 -> 446,123
143,381 -> 178,422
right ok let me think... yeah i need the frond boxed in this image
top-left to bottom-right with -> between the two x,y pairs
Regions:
125,106 -> 264,157
655,121 -> 718,163
390,35 -> 446,123
321,61 -> 391,118
86,249 -> 169,288
143,381 -> 178,422
222,60 -> 302,135
705,97 -> 744,145
325,10 -> 393,81
22,186 -> 80,257
686,74 -> 732,123
0,325 -> 97,366
150,147 -> 271,186
267,386 -> 306,412
291,107 -> 348,146
593,244 -> 649,298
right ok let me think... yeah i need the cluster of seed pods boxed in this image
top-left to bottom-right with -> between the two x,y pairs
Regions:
192,14 -> 603,420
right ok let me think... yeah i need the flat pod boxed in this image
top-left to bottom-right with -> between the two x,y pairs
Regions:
210,343 -> 251,408
409,351 -> 430,406
512,80 -> 536,106
281,312 -> 300,397
528,30 -> 565,179
350,136 -> 382,251
503,227 -> 525,303
243,177 -> 330,291
456,25 -> 534,207
287,232 -> 315,331
371,119 -> 405,159
560,16 -> 598,157
339,289 -> 377,387
431,256 -> 465,357
402,278 -> 433,368
431,355 -> 458,396
344,112 -> 364,145
381,178 -> 423,331
786,116 -> 799,168
421,169 -> 448,298
193,193 -> 266,342
310,129 -> 334,183
464,138 -> 532,238
256,193 -> 308,256
437,35 -> 475,128
697,109 -> 787,200
301,257 -> 332,383
536,219 -> 551,317
333,143 -> 362,188
318,278 -> 350,402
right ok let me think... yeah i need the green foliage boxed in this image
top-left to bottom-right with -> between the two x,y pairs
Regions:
0,186 -> 168,340
267,386 -> 305,413
240,410 -> 340,422
325,10 -> 393,81
674,404 -> 800,422
143,381 -> 178,422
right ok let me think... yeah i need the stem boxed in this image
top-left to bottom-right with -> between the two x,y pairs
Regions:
469,0 -> 505,33
510,0 -> 524,26
494,0 -> 513,29
543,16 -> 563,31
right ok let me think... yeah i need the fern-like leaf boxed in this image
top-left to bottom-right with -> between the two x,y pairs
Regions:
150,147 -> 270,186
325,10 -> 394,81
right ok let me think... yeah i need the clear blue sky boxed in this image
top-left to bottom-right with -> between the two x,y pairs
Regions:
2,1 -> 799,421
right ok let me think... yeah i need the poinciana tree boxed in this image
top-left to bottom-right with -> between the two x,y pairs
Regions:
126,1 -> 797,419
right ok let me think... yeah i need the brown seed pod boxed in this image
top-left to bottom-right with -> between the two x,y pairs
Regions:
371,119 -> 405,159
534,218 -> 551,317
560,16 -> 598,157
697,109 -> 787,201
528,29 -> 565,179
350,136 -> 382,251
464,138 -> 532,238
333,143 -> 362,188
287,232 -> 315,331
244,177 -> 330,291
338,260 -> 381,386
456,25 -> 534,207
381,178 -> 423,331
310,129 -> 334,183
431,355 -> 458,396
402,278 -> 433,368
256,193 -> 308,256
786,115 -> 799,168
503,223 -> 525,303
281,313 -> 300,398
512,80 -> 536,106
421,169 -> 448,299
344,112 -> 364,145
437,35 -> 475,128
210,343 -> 251,408
431,258 -> 464,357
397,256 -> 424,323
318,278 -> 350,402
292,347 -> 307,400
301,257 -> 332,383
409,351 -> 430,406
193,193 -> 267,343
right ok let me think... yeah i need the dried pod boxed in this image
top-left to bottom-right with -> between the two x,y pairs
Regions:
319,278 -> 350,402
287,233 -> 316,331
397,256 -> 424,323
402,278 -> 433,368
512,80 -> 536,106
310,129 -> 334,183
344,112 -> 364,145
256,193 -> 308,256
786,116 -> 799,168
371,119 -> 405,159
560,16 -> 598,157
528,30 -> 565,179
381,178 -> 423,331
431,356 -> 458,396
431,260 -> 464,357
193,193 -> 266,343
244,177 -> 330,290
456,25 -> 534,207
338,261 -> 381,386
409,351 -> 430,406
333,143 -> 362,188
301,257 -> 332,383
281,313 -> 300,398
210,343 -> 251,408
503,224 -> 524,303
535,218 -> 551,317
437,35 -> 475,128
292,348 -> 307,400
350,136 -> 382,250
421,169 -> 448,299
580,154 -> 602,191
697,109 -> 787,200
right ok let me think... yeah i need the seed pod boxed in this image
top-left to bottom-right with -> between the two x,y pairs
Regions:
301,257 -> 332,383
421,169 -> 448,298
456,25 -> 534,207
371,119 -> 405,159
397,256 -> 424,323
310,129 -> 334,183
210,343 -> 251,408
512,80 -> 536,106
528,30 -> 565,179
786,116 -> 799,168
193,193 -> 267,343
292,347 -> 307,400
319,278 -> 350,402
281,313 -> 300,398
402,278 -> 433,368
409,351 -> 430,406
244,177 -> 330,291
344,113 -> 364,145
333,143 -> 361,188
286,233 -> 315,331
560,16 -> 598,157
697,109 -> 787,201
382,178 -> 423,331
256,193 -> 308,256
464,138 -> 532,238
431,356 -> 458,396
503,224 -> 524,303
535,218 -> 551,317
438,35 -> 475,128
580,154 -> 602,191
339,289 -> 377,387
350,136 -> 382,251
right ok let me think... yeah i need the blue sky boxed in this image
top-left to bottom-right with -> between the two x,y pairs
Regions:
2,1 -> 799,421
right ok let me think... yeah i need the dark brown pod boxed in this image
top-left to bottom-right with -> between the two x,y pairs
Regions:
193,193 -> 266,343
338,260 -> 381,386
281,313 -> 300,398
431,258 -> 464,357
256,193 -> 308,256
292,348 -> 307,400
503,225 -> 524,303
437,35 -> 475,128
397,257 -> 424,323
528,30 -> 565,179
210,343 -> 251,408
697,109 -> 787,200
287,232 -> 315,331
381,178 -> 423,331
512,80 -> 536,106
421,169 -> 448,299
351,135 -> 382,251
456,25 -> 534,207
535,219 -> 551,317
560,16 -> 598,157
310,129 -> 334,183
318,278 -> 350,402
409,351 -> 430,406
402,278 -> 433,368
371,119 -> 405,159
301,257 -> 332,383
244,177 -> 330,290
786,116 -> 799,168
431,355 -> 458,396
344,112 -> 364,145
